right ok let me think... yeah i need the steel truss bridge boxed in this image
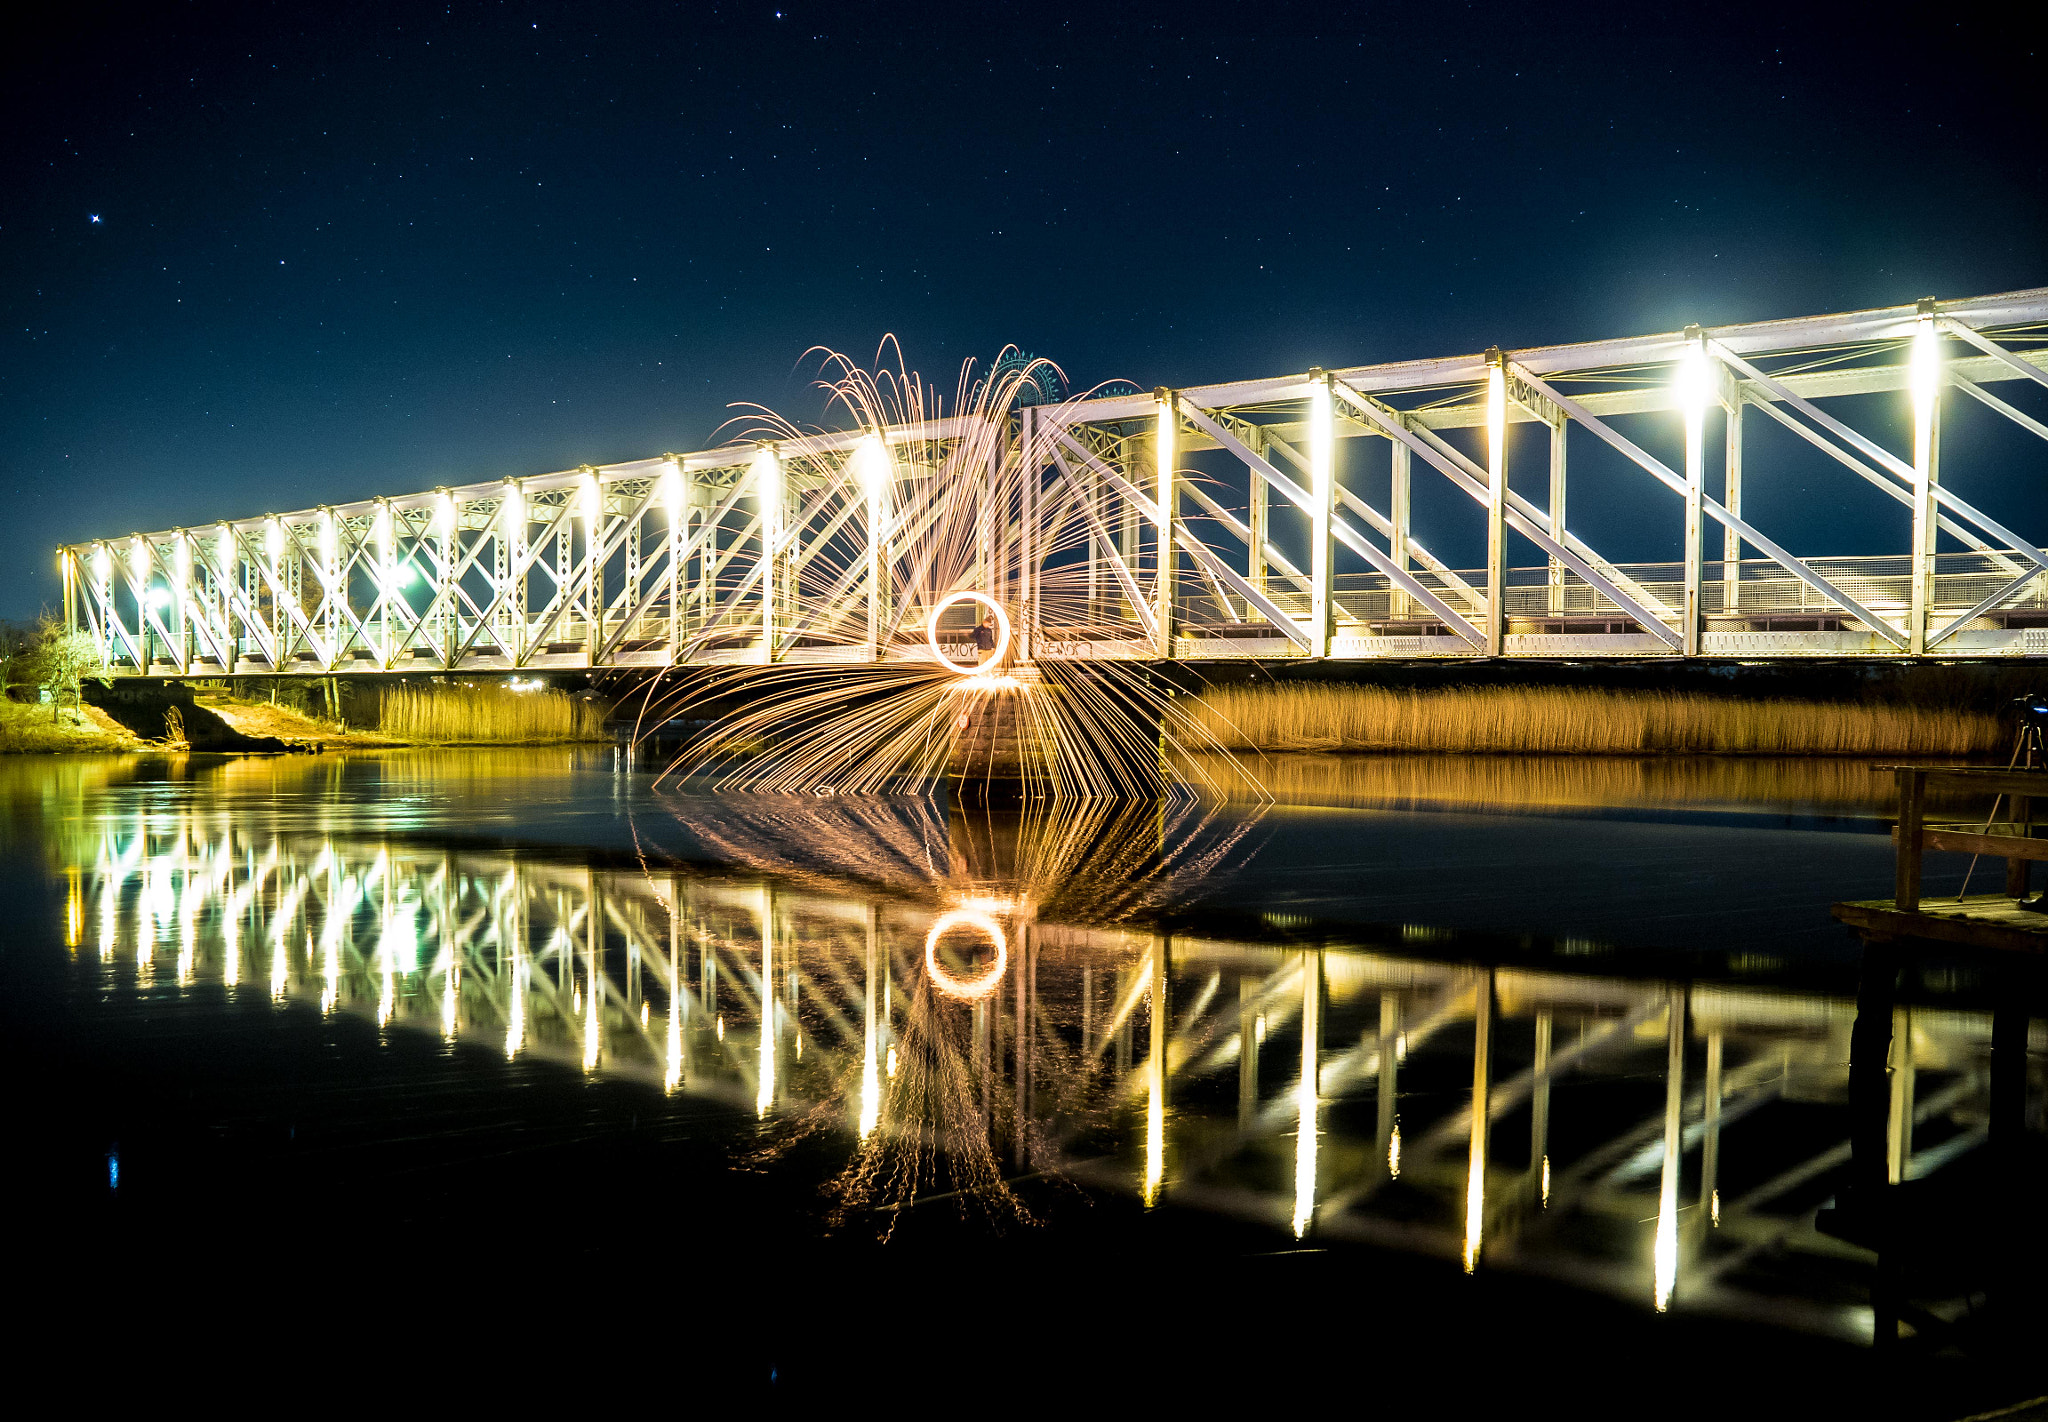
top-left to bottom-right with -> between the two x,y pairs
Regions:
61,287 -> 2048,676
63,799 -> 2042,1336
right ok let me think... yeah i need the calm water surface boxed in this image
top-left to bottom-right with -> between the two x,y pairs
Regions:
4,749 -> 2041,1407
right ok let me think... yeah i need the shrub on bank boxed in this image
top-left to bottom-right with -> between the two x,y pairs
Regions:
1188,683 -> 2001,757
378,684 -> 607,743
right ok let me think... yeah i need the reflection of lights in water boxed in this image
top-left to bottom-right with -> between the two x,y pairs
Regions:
639,1000 -> 649,1027
1254,1013 -> 1266,1046
757,889 -> 776,1117
1541,1155 -> 1551,1208
441,952 -> 459,1042
1463,1156 -> 1484,1275
885,1044 -> 896,1077
665,990 -> 682,1095
1710,1189 -> 1720,1227
1654,1201 -> 1678,1312
858,1052 -> 879,1141
716,1014 -> 725,1041
65,872 -> 82,948
923,909 -> 1008,1001
1144,1057 -> 1164,1208
582,948 -> 601,1073
1654,994 -> 1685,1313
1389,1123 -> 1401,1178
321,928 -> 340,1015
504,942 -> 526,1059
98,873 -> 119,959
1292,954 -> 1320,1239
1396,1034 -> 1407,1062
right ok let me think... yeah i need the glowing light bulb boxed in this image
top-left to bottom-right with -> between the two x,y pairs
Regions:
855,431 -> 890,497
1911,317 -> 1941,419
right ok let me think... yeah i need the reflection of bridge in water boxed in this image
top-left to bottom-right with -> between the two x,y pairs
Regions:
61,288 -> 2048,676
63,799 -> 2044,1340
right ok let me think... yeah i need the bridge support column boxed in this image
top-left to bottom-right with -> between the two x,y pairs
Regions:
1307,372 -> 1334,658
1154,392 -> 1176,660
1389,441 -> 1411,618
752,446 -> 783,664
1909,306 -> 1942,655
1546,416 -> 1567,614
1682,329 -> 1707,657
1722,393 -> 1744,614
1484,353 -> 1508,657
1019,405 -> 1036,663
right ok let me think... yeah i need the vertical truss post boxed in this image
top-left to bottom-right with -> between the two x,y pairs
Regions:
1546,416 -> 1567,614
374,500 -> 393,667
61,546 -> 76,635
1389,439 -> 1411,617
662,460 -> 683,662
501,479 -> 525,663
753,446 -> 782,665
1249,430 -> 1270,597
1484,352 -> 1508,657
1307,371 -> 1335,657
858,433 -> 887,659
435,491 -> 455,665
1722,386 -> 1744,615
1154,390 -> 1177,660
1909,304 -> 1942,655
979,429 -> 998,601
578,468 -> 600,661
1019,405 -> 1038,664
1087,471 -> 1104,617
1681,329 -> 1708,656
172,531 -> 191,673
215,523 -> 235,668
318,508 -> 338,670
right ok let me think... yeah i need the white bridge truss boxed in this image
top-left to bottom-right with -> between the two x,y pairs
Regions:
61,287 -> 2048,676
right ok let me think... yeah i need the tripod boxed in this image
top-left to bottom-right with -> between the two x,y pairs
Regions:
1957,695 -> 2048,905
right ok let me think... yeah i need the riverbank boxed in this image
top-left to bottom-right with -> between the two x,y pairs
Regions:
1186,683 -> 2003,756
0,700 -> 141,753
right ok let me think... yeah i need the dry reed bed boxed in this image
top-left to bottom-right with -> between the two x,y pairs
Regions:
1188,684 -> 2000,757
379,685 -> 607,743
1177,750 -> 1991,815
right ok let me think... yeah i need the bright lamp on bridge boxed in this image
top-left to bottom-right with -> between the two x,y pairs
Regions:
146,586 -> 172,612
1911,317 -> 1940,418
855,431 -> 890,497
751,446 -> 780,525
1676,341 -> 1713,417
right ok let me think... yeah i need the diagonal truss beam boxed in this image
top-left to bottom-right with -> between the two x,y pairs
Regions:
1508,361 -> 1910,649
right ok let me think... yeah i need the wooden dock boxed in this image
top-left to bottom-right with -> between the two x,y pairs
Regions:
1832,766 -> 2048,952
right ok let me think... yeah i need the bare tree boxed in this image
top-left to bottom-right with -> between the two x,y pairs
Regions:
0,620 -> 38,701
35,614 -> 111,724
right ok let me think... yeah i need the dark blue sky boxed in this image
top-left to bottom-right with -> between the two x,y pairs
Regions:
4,0 -> 2043,618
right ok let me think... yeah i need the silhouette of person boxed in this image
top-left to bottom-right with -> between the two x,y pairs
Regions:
972,614 -> 997,654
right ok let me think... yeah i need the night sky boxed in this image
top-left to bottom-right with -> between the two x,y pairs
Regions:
4,0 -> 2043,620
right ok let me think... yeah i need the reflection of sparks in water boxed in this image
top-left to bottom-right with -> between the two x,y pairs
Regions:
638,346 -> 1262,803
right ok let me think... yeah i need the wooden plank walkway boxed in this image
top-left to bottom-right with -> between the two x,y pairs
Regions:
1833,765 -> 2048,953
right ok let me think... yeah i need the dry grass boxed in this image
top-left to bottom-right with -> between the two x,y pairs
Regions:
1188,683 -> 2002,758
378,683 -> 608,743
0,698 -> 140,753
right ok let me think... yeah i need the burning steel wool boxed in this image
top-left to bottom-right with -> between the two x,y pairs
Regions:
631,344 -> 1261,801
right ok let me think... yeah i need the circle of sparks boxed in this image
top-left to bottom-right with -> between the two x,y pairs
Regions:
926,590 -> 1010,676
923,909 -> 1008,1000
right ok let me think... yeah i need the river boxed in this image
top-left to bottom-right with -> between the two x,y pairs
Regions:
3,748 -> 2040,1409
